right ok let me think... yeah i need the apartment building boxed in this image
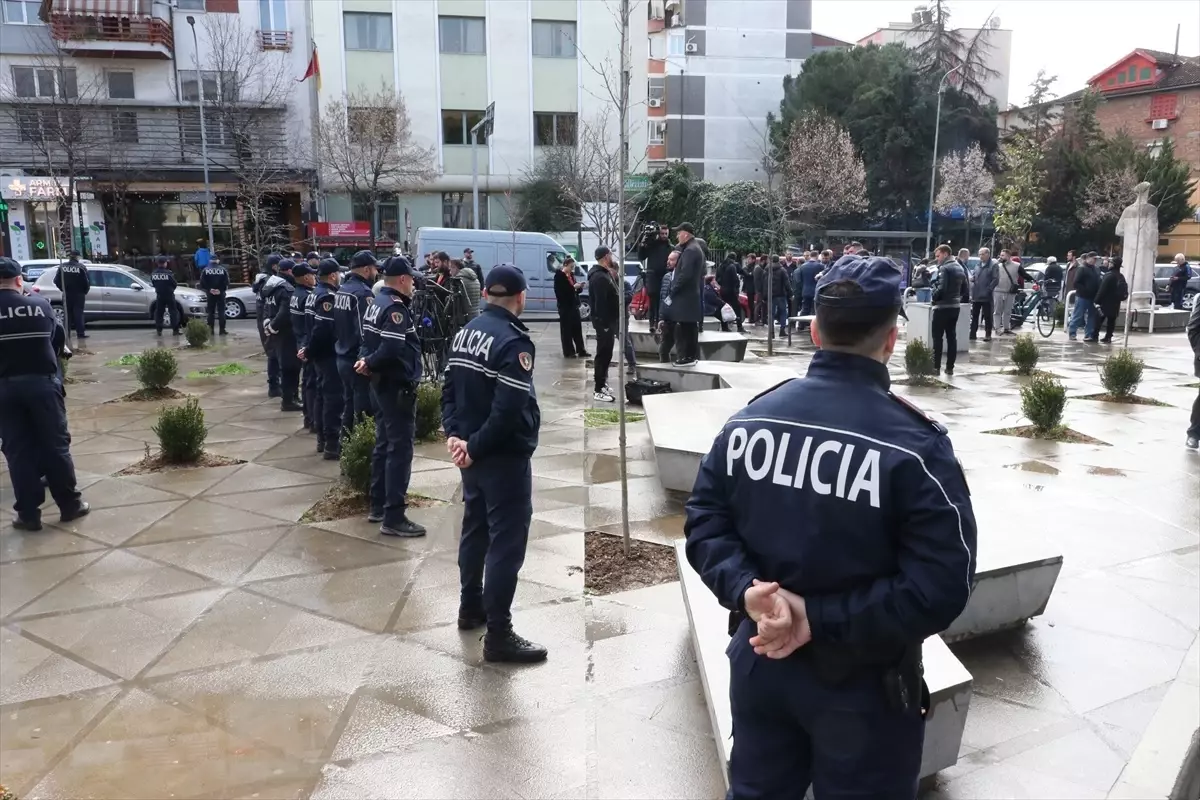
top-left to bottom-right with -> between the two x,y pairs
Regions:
645,0 -> 813,182
309,0 -> 647,243
0,0 -> 315,263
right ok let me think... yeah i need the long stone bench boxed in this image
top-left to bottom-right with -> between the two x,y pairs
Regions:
675,540 -> 974,788
589,321 -> 750,362
636,361 -> 797,394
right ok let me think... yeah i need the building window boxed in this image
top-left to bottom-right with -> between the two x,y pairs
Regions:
11,66 -> 77,98
1117,73 -> 1126,85
1106,77 -> 1116,86
348,107 -> 395,143
439,16 -> 485,54
111,111 -> 138,143
258,0 -> 286,30
647,120 -> 664,144
668,32 -> 685,55
534,112 -> 577,146
107,71 -> 135,99
1146,139 -> 1164,159
442,110 -> 488,145
442,191 -> 488,229
2,0 -> 41,24
1127,65 -> 1137,82
1149,94 -> 1178,120
648,76 -> 665,102
16,109 -> 40,142
176,0 -> 205,9
179,109 -> 229,147
531,20 -> 576,57
344,12 -> 392,51
1139,66 -> 1152,81
179,70 -> 236,103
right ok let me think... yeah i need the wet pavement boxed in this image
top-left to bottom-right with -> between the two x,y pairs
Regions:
1,320 -> 1197,799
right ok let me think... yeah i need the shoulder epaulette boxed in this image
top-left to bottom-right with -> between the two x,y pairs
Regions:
749,378 -> 797,403
887,391 -> 947,434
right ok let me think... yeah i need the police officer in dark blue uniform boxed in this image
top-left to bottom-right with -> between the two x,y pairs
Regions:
441,264 -> 546,664
0,257 -> 90,531
52,251 -> 90,339
303,258 -> 343,459
684,255 -> 978,800
254,253 -> 282,397
290,263 -> 316,429
355,256 -> 426,537
263,258 -> 302,412
335,250 -> 379,438
151,255 -> 179,336
198,254 -> 230,335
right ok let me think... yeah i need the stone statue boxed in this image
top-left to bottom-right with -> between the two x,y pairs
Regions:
1114,181 -> 1158,308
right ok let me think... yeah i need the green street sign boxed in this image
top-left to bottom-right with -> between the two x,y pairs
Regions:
624,173 -> 650,192
0,200 -> 8,212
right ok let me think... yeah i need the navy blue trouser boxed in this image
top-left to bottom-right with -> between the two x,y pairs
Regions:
257,314 -> 279,392
0,375 -> 81,521
274,333 -> 301,403
369,383 -> 415,527
205,293 -> 226,333
725,629 -> 924,800
155,292 -> 178,333
337,358 -> 374,435
314,357 -> 343,452
302,360 -> 318,427
458,455 -> 532,633
64,292 -> 86,337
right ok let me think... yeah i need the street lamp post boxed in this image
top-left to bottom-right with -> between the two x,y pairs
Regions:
185,16 -> 216,253
925,65 -> 962,258
470,103 -> 495,231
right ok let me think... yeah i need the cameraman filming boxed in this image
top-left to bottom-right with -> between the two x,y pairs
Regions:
638,222 -> 673,328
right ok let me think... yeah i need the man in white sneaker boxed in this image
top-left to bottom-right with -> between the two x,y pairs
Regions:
588,247 -> 621,402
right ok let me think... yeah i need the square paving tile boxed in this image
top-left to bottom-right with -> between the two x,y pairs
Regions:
0,552 -> 106,618
129,528 -> 290,584
207,484 -> 333,524
123,499 -> 284,546
238,527 -> 412,583
120,463 -> 244,497
202,462 -> 332,496
247,558 -> 419,631
49,499 -> 186,546
0,527 -> 108,564
0,629 -> 117,704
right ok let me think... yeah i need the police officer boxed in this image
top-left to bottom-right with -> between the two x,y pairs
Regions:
684,255 -> 977,799
290,262 -> 316,430
441,264 -> 546,664
335,251 -> 379,438
198,254 -> 230,335
303,258 -> 343,459
355,257 -> 426,537
52,250 -> 90,339
254,254 -> 282,397
0,257 -> 90,531
151,255 -> 179,336
263,258 -> 302,412
305,250 -> 321,272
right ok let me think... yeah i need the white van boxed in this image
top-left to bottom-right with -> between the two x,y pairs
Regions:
414,228 -> 570,312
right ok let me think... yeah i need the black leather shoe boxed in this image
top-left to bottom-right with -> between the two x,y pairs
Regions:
379,518 -> 426,538
12,517 -> 42,532
457,606 -> 486,630
367,510 -> 384,523
280,401 -> 303,412
59,501 -> 90,523
322,449 -> 341,461
578,351 -> 592,358
268,387 -> 281,398
483,628 -> 548,664
315,439 -> 325,453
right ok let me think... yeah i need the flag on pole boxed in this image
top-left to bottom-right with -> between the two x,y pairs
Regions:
298,43 -> 320,92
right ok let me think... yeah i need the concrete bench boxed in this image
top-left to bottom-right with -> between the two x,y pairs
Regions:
643,388 -> 757,492
675,540 -> 974,787
590,321 -> 750,362
636,361 -> 797,394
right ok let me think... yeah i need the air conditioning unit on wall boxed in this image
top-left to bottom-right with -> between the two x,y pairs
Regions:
685,42 -> 698,53
648,98 -> 663,108
1151,118 -> 1169,130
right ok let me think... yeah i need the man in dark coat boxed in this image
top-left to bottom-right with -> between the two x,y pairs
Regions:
638,223 -> 673,328
717,252 -> 744,332
1093,256 -> 1129,344
553,256 -> 589,358
741,253 -> 757,327
1169,254 -> 1192,310
588,247 -> 622,401
669,223 -> 705,366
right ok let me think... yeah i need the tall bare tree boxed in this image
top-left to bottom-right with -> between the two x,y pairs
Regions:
1078,165 -> 1138,230
935,143 -> 995,245
783,113 -> 869,228
317,83 -> 436,245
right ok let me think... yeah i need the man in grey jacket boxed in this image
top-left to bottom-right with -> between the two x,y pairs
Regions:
970,247 -> 998,341
992,250 -> 1020,336
669,223 -> 705,366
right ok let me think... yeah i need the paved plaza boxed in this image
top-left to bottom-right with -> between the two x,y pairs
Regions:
1,319 -> 1197,799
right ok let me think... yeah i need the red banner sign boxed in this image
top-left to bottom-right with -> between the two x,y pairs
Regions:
309,221 -> 372,238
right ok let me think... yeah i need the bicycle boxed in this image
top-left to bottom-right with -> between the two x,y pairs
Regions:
1010,283 -> 1059,338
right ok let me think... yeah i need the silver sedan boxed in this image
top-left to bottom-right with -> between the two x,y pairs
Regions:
32,264 -> 207,325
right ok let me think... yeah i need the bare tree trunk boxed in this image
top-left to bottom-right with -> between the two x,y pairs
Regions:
616,0 -> 631,557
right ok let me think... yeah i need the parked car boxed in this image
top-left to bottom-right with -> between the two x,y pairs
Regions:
222,284 -> 255,319
20,258 -> 91,283
1152,263 -> 1199,309
31,264 -> 207,325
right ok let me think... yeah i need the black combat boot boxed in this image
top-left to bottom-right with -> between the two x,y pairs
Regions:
457,603 -> 487,631
59,501 -> 90,523
379,518 -> 426,538
483,628 -> 548,664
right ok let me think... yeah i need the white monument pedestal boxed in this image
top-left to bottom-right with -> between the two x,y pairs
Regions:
905,302 -> 970,353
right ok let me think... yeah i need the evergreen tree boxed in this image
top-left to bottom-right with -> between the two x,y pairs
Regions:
1141,138 -> 1198,234
1015,70 -> 1061,146
909,0 -> 1001,99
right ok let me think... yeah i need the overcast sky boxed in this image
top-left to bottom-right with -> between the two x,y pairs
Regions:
812,0 -> 1200,108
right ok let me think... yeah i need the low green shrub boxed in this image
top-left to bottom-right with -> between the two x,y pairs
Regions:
904,338 -> 935,381
184,318 -> 211,348
1011,334 -> 1040,376
1099,349 -> 1144,399
135,347 -> 177,390
1021,373 -> 1067,433
153,398 -> 206,463
340,415 -> 375,494
415,381 -> 443,441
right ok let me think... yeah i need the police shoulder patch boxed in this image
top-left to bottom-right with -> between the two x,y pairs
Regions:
887,392 -> 947,434
321,298 -> 333,311
390,310 -> 403,325
518,350 -> 533,372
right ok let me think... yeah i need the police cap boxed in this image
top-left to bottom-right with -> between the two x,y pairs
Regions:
485,264 -> 526,296
318,258 -> 341,276
381,256 -> 414,277
305,251 -> 320,261
278,258 -> 296,272
0,257 -> 21,278
292,263 -> 314,277
816,255 -> 903,311
265,253 -> 282,267
156,254 -> 170,265
350,250 -> 377,269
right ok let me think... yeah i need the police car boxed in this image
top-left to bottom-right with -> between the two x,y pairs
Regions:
31,264 -> 207,325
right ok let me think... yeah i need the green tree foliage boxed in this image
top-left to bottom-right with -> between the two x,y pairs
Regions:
993,136 -> 1045,250
514,175 -> 578,233
1143,138 -> 1198,235
909,1 -> 1001,100
767,44 -> 998,224
1015,70 -> 1061,147
641,163 -> 713,229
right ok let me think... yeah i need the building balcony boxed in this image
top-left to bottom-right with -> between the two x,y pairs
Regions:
47,8 -> 173,59
257,29 -> 292,51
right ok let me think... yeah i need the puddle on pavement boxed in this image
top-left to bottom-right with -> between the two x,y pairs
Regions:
1003,460 -> 1060,475
1086,466 -> 1127,477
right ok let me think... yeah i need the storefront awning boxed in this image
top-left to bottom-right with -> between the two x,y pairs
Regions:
48,0 -> 150,17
